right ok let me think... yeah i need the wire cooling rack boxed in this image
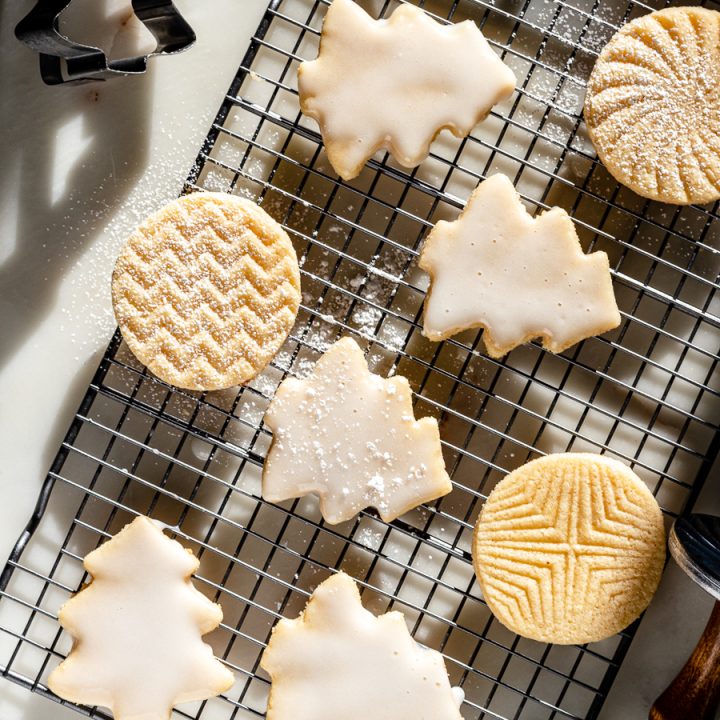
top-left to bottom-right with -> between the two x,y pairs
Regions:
2,0 -> 720,718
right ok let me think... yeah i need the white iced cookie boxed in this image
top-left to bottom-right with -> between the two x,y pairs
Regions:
48,516 -> 234,720
418,174 -> 620,357
261,572 -> 463,720
262,337 -> 451,524
298,0 -> 516,181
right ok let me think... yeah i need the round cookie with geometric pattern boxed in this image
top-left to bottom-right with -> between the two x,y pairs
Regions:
584,7 -> 720,205
472,453 -> 666,645
112,193 -> 301,391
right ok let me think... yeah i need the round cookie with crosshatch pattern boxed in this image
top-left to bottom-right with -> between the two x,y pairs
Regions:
112,192 -> 301,391
472,453 -> 666,645
584,7 -> 720,205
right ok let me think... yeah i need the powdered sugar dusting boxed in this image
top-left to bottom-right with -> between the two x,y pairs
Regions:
112,193 -> 301,390
262,337 -> 451,524
585,7 -> 720,205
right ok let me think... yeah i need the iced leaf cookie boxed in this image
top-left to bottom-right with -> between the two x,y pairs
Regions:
112,192 -> 301,391
585,7 -> 720,205
418,174 -> 620,357
262,337 -> 451,524
473,454 -> 666,644
261,572 -> 463,720
298,0 -> 516,180
48,516 -> 234,720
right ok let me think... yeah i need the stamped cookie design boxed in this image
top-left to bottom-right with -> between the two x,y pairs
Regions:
262,337 -> 451,524
585,7 -> 720,205
418,174 -> 620,357
112,192 -> 301,391
472,454 -> 666,645
48,516 -> 234,719
261,572 -> 463,720
298,0 -> 516,180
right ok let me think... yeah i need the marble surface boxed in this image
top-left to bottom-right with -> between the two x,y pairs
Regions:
0,1 -> 717,719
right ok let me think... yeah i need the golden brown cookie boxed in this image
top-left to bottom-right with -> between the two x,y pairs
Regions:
584,7 -> 720,205
112,192 -> 301,391
472,453 -> 666,645
418,174 -> 620,356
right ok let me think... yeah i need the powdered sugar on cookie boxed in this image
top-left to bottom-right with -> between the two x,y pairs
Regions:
418,174 -> 620,357
298,0 -> 516,180
262,337 -> 451,524
112,192 -> 301,391
584,7 -> 720,205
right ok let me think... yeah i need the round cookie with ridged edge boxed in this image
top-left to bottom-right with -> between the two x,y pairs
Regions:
112,192 -> 301,391
584,7 -> 720,205
472,453 -> 666,645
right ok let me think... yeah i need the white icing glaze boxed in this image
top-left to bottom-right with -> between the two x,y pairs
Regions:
48,516 -> 234,720
262,337 -> 451,524
261,572 -> 463,720
298,0 -> 516,180
451,686 -> 466,708
418,173 -> 621,356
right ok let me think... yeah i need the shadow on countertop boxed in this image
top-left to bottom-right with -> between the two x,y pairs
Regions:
0,0 -> 155,369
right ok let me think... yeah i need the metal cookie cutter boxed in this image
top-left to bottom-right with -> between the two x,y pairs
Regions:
15,0 -> 196,85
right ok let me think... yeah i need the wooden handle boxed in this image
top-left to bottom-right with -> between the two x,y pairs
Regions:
649,600 -> 720,720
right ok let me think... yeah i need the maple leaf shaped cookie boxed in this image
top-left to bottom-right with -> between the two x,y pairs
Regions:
262,337 -> 451,524
48,516 -> 234,720
261,572 -> 463,720
298,0 -> 516,181
418,174 -> 621,357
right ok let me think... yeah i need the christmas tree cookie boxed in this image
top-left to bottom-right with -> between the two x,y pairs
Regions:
298,0 -> 516,180
262,337 -> 451,524
418,174 -> 620,356
48,516 -> 234,720
261,572 -> 463,720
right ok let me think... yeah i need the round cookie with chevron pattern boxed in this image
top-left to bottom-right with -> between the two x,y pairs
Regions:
584,7 -> 720,205
112,193 -> 301,391
472,453 -> 666,645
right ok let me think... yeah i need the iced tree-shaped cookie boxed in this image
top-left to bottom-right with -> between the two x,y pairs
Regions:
419,174 -> 620,356
262,337 -> 451,524
298,0 -> 516,180
261,572 -> 463,720
48,516 -> 234,720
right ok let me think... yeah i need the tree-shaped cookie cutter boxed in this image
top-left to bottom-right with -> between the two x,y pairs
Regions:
15,0 -> 195,85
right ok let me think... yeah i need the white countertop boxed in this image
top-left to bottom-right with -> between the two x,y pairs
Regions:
0,1 -> 717,719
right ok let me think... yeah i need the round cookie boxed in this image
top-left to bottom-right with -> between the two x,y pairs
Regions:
584,7 -> 720,205
472,453 -> 666,645
112,192 -> 301,391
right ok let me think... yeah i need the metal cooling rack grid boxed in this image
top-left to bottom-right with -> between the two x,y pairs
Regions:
1,0 -> 719,719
